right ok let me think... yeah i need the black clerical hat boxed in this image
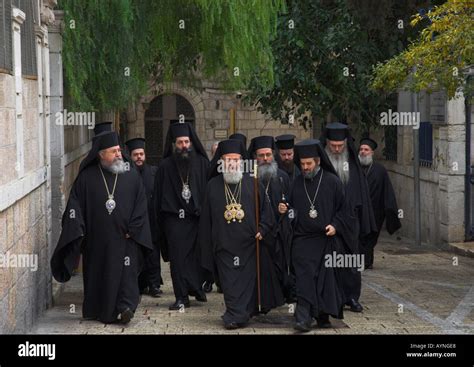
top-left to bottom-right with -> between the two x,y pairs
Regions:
218,139 -> 246,156
324,122 -> 349,141
359,137 -> 378,151
93,122 -> 113,136
294,139 -> 320,158
170,122 -> 190,139
275,134 -> 296,150
248,136 -> 275,156
95,131 -> 120,150
125,138 -> 145,153
229,133 -> 247,149
293,139 -> 337,176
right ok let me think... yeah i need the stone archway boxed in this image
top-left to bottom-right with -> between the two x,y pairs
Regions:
144,93 -> 196,165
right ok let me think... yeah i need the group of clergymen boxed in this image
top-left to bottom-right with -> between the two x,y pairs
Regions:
51,120 -> 401,332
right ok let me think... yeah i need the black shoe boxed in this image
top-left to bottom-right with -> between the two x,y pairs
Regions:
202,281 -> 213,293
149,286 -> 162,298
316,314 -> 332,328
346,299 -> 363,312
169,299 -> 190,310
217,285 -> 223,294
119,308 -> 134,324
294,321 -> 311,332
194,291 -> 207,302
224,322 -> 241,330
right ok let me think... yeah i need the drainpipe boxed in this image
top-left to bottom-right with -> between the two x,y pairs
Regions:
465,73 -> 473,240
412,85 -> 421,246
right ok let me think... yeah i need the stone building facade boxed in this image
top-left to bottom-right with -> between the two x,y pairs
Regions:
124,81 -> 311,164
0,1 -> 91,333
380,90 -> 472,246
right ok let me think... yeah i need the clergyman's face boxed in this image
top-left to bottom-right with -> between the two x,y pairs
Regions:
175,136 -> 191,151
358,145 -> 373,158
256,148 -> 273,165
300,157 -> 319,176
327,140 -> 345,155
100,145 -> 122,166
222,153 -> 241,172
279,148 -> 294,163
131,148 -> 145,166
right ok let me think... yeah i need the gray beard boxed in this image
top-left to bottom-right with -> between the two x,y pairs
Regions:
223,170 -> 243,185
358,154 -> 373,167
102,158 -> 127,174
258,160 -> 278,182
326,146 -> 350,185
303,166 -> 320,180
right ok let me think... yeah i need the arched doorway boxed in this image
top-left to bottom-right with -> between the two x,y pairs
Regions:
144,94 -> 196,165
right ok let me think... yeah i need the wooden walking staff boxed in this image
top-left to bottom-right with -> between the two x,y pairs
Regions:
254,161 -> 262,312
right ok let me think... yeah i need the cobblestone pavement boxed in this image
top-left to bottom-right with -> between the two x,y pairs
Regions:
32,233 -> 474,335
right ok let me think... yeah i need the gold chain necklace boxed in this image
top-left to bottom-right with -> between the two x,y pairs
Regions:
224,180 -> 245,223
99,165 -> 118,215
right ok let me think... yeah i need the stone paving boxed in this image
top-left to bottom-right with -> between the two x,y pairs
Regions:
32,232 -> 474,335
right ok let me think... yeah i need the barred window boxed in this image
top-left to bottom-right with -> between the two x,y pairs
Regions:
419,121 -> 433,167
0,0 -> 13,72
13,0 -> 37,77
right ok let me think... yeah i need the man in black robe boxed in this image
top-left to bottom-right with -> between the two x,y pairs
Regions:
201,133 -> 250,294
125,138 -> 163,297
248,136 -> 295,303
321,122 -> 378,313
283,139 -> 346,332
155,122 -> 209,310
51,132 -> 153,324
358,138 -> 401,268
200,139 -> 284,330
275,134 -> 301,184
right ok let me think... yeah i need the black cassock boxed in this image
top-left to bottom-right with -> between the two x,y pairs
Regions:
260,169 -> 295,302
137,163 -> 163,291
361,162 -> 401,266
200,173 -> 285,325
51,164 -> 153,323
333,152 -> 377,302
288,168 -> 346,322
155,153 -> 209,300
276,157 -> 301,185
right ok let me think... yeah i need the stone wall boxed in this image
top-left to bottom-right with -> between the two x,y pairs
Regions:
0,75 -> 51,333
126,81 -> 312,157
385,90 -> 469,245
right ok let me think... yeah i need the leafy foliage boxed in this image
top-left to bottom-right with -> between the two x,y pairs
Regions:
245,0 -> 434,132
58,0 -> 285,111
372,0 -> 474,100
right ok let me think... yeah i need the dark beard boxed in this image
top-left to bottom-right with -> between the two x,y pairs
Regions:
174,147 -> 193,175
281,159 -> 294,174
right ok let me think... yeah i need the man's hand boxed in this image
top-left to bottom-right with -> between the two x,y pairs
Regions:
125,233 -> 131,239
255,232 -> 263,241
278,202 -> 288,214
325,225 -> 336,236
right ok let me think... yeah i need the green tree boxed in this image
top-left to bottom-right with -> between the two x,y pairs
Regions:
246,0 -> 434,132
59,0 -> 285,112
372,0 -> 474,99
